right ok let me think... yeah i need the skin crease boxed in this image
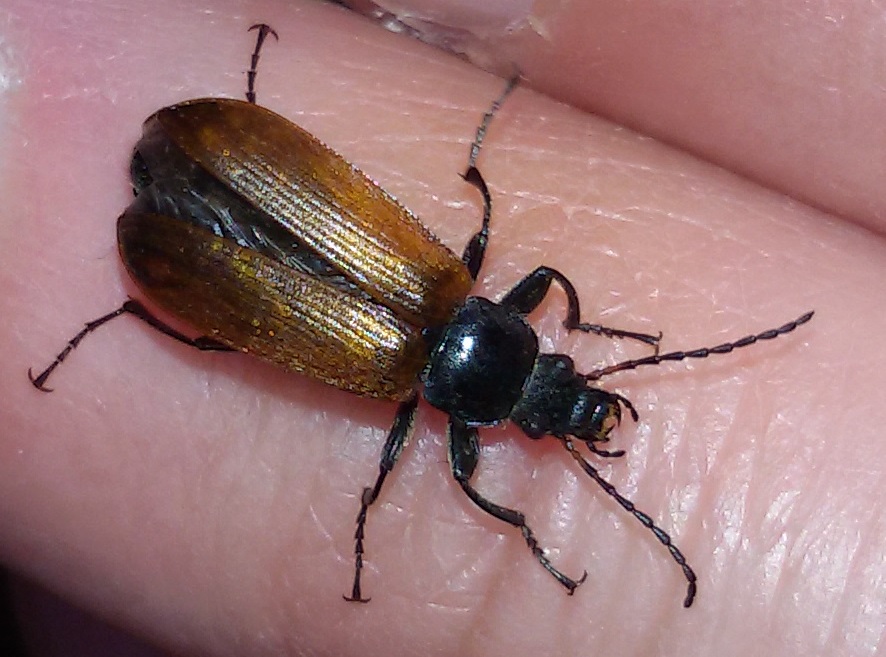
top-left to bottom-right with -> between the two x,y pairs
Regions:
347,0 -> 886,236
0,1 -> 884,657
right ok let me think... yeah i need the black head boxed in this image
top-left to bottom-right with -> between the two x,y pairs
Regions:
509,354 -> 639,453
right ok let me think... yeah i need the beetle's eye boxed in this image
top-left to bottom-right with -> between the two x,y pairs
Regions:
599,403 -> 621,436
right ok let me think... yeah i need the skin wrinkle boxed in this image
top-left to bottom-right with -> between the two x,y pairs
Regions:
797,526 -> 845,650
776,512 -> 830,649
822,526 -> 863,655
453,562 -> 494,657
856,522 -> 886,652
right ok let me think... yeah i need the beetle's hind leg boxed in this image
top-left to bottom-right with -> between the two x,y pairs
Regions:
345,393 -> 419,602
28,299 -> 231,392
460,76 -> 519,280
500,266 -> 662,348
448,419 -> 588,594
245,23 -> 278,104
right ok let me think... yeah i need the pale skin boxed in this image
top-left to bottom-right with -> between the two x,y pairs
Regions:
1,1 -> 884,657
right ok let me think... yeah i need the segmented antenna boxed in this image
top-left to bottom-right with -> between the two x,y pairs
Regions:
585,311 -> 814,381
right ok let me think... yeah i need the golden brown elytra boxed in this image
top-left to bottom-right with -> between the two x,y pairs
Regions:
119,98 -> 475,400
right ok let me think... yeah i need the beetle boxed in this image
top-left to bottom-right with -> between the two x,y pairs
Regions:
30,24 -> 814,608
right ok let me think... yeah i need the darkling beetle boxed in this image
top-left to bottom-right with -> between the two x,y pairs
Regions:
29,24 -> 814,609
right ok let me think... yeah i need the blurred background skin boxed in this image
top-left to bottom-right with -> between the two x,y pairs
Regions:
1,1 -> 883,656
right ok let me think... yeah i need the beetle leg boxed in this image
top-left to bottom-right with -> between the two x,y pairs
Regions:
586,443 -> 626,458
448,418 -> 588,595
559,437 -> 698,608
460,76 -> 519,281
118,299 -> 232,351
499,266 -> 662,348
460,166 -> 490,281
28,299 -> 231,392
246,24 -> 279,104
465,75 -> 520,174
345,392 -> 419,603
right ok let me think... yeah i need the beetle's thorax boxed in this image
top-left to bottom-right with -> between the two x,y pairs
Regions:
421,297 -> 538,426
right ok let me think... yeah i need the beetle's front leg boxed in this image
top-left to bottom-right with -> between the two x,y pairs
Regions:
499,266 -> 661,348
448,418 -> 587,594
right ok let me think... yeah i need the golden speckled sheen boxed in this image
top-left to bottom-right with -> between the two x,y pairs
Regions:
144,98 -> 473,327
118,212 -> 426,400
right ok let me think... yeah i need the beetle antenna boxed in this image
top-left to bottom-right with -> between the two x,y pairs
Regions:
584,311 -> 814,382
246,23 -> 279,104
559,437 -> 697,607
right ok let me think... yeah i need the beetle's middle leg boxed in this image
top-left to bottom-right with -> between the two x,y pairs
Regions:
460,76 -> 519,281
345,392 -> 419,602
